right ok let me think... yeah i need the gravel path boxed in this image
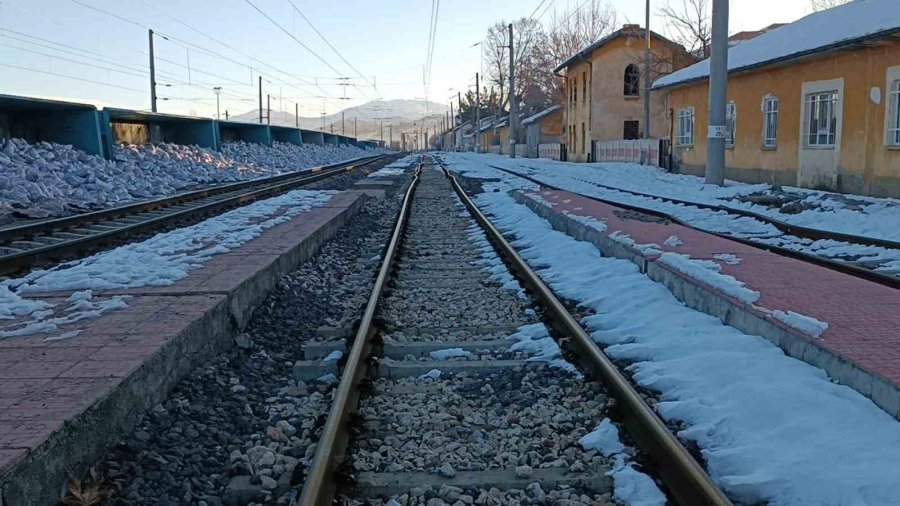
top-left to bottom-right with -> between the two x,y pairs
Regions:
338,162 -> 629,506
96,160 -> 415,505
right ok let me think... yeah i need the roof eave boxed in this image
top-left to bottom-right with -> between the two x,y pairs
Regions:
653,27 -> 900,91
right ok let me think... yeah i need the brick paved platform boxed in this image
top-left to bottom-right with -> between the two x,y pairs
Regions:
515,189 -> 900,419
0,190 -> 368,505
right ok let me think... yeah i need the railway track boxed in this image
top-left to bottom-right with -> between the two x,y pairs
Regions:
487,165 -> 900,288
299,156 -> 731,506
0,153 -> 396,276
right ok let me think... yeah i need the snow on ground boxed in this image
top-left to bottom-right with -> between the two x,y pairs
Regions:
0,136 -> 377,223
446,153 -> 900,273
0,188 -> 335,339
441,155 -> 900,506
579,420 -> 666,506
658,252 -> 761,304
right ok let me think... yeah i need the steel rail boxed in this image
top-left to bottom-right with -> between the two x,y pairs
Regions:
298,158 -> 423,506
492,166 -> 900,289
0,154 -> 384,244
0,154 -> 396,276
493,166 -> 900,250
441,158 -> 732,506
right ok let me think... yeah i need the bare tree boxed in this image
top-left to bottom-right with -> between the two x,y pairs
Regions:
659,0 -> 710,58
483,18 -> 543,112
538,0 -> 618,106
810,0 -> 851,11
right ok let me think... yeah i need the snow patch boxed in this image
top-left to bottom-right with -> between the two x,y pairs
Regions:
658,252 -> 760,304
771,310 -> 829,338
429,348 -> 473,360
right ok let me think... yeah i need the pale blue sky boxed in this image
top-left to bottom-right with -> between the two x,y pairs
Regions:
0,0 -> 815,118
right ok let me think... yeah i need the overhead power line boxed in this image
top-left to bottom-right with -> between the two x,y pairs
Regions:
0,61 -> 146,93
285,0 -> 380,96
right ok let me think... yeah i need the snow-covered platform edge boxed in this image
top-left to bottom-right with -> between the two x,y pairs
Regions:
0,191 -> 370,505
512,190 -> 900,420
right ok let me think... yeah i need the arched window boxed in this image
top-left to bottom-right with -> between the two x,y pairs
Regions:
624,64 -> 640,96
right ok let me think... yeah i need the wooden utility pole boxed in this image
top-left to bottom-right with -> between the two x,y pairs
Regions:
475,73 -> 481,153
149,30 -> 157,112
508,23 -> 518,158
643,0 -> 651,140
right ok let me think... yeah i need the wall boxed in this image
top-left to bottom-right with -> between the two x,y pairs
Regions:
665,40 -> 900,196
562,34 -> 694,162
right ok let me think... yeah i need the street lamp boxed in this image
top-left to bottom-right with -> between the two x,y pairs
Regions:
213,87 -> 222,120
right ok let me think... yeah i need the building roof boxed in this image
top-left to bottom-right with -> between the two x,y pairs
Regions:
522,105 -> 561,125
553,24 -> 687,74
654,0 -> 900,89
727,23 -> 787,46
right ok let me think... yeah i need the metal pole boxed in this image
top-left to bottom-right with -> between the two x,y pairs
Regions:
267,94 -> 271,124
258,76 -> 263,124
354,117 -> 357,138
380,121 -> 384,141
389,124 -> 393,147
475,73 -> 481,153
149,30 -> 157,113
295,103 -> 299,127
214,87 -> 221,120
643,0 -> 651,139
508,23 -> 518,158
342,111 -> 345,135
706,0 -> 729,186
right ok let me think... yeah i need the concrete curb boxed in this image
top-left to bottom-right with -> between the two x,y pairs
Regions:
0,192 -> 367,505
511,190 -> 900,420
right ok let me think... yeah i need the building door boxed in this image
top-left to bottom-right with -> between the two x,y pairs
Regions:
623,120 -> 640,140
798,79 -> 843,189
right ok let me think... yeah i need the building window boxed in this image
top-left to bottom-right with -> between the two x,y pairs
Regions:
624,120 -> 640,140
574,77 -> 578,103
763,97 -> 779,148
889,80 -> 900,146
624,64 -> 640,96
804,90 -> 838,147
581,122 -> 586,153
582,72 -> 587,103
677,107 -> 694,146
725,101 -> 736,147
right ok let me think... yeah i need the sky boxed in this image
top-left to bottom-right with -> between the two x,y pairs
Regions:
0,0 -> 817,119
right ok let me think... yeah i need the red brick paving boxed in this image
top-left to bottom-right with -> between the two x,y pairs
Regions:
0,191 -> 363,474
528,189 -> 900,387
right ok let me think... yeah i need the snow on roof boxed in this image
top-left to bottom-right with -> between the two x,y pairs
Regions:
522,105 -> 561,125
653,0 -> 900,89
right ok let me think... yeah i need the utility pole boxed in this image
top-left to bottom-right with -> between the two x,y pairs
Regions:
643,0 -> 651,140
389,124 -> 393,148
508,23 -> 518,158
354,117 -> 358,138
295,103 -> 299,127
475,72 -> 481,153
213,87 -> 222,120
149,29 -> 157,113
225,110 -> 230,120
342,111 -> 345,135
266,94 -> 271,124
380,121 -> 384,142
706,0 -> 729,186
258,76 -> 263,124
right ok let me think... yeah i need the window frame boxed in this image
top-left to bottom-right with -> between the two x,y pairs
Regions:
582,71 -> 587,103
803,90 -> 839,148
676,107 -> 695,147
888,79 -> 900,146
762,96 -> 779,149
624,64 -> 640,97
725,101 -> 736,148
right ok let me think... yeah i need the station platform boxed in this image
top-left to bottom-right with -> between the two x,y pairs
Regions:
0,190 -> 368,504
515,188 -> 900,419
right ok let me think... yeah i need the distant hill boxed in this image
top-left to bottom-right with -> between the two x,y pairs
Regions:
230,99 -> 450,145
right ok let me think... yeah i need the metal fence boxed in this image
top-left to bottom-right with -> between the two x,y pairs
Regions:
593,138 -> 663,167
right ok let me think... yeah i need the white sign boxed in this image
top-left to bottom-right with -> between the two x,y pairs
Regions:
708,125 -> 726,139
